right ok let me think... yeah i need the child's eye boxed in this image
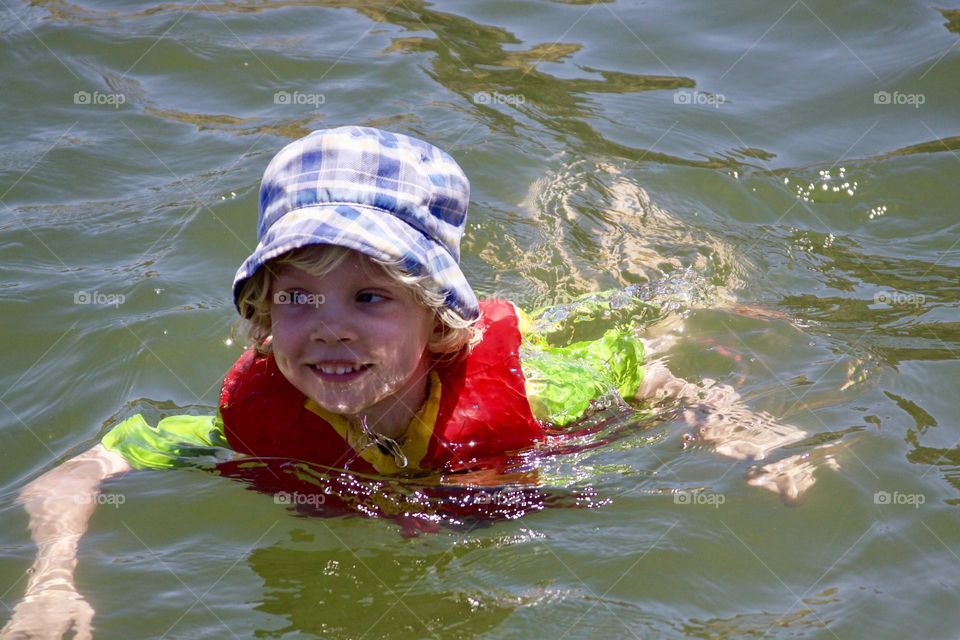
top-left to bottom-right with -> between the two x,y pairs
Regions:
291,291 -> 310,305
356,291 -> 388,304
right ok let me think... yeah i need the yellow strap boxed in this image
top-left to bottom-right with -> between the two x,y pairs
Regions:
304,371 -> 441,474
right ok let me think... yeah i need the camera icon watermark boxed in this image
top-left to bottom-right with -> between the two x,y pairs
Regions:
673,490 -> 726,508
873,290 -> 925,308
73,493 -> 126,508
274,491 -> 325,507
74,290 -> 126,307
873,90 -> 925,109
874,490 -> 925,508
673,90 -> 725,108
73,90 -> 126,109
273,91 -> 325,108
273,291 -> 325,307
472,91 -> 526,106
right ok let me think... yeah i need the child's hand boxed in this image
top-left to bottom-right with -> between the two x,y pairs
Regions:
1,581 -> 94,640
677,380 -> 843,504
746,446 -> 840,505
680,378 -> 807,461
637,360 -> 808,460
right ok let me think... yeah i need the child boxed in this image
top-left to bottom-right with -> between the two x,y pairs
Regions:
2,126 -> 812,638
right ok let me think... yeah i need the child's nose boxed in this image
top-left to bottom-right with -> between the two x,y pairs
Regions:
308,301 -> 358,343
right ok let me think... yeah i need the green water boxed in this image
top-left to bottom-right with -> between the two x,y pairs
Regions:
2,1 -> 959,638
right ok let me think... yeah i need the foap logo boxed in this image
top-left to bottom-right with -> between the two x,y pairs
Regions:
273,291 -> 326,307
469,490 -> 525,506
873,290 -> 926,308
74,290 -> 126,307
482,288 -> 582,308
874,490 -> 925,508
673,490 -> 726,508
873,90 -> 925,109
274,91 -> 325,108
73,493 -> 126,508
274,491 -> 326,507
673,90 -> 726,108
73,90 -> 126,108
472,91 -> 526,106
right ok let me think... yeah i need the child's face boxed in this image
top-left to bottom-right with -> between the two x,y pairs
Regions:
269,250 -> 437,428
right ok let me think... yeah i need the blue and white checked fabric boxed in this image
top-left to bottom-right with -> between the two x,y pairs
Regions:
233,126 -> 479,319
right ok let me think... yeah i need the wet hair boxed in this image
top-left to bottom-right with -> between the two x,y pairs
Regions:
234,245 -> 481,357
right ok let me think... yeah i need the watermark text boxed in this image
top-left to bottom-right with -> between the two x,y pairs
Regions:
673,90 -> 726,108
469,490 -> 525,506
74,90 -> 126,108
873,290 -> 925,308
874,91 -> 925,108
274,491 -> 326,507
473,91 -> 526,106
274,91 -> 326,108
73,493 -> 126,508
674,491 -> 726,508
74,290 -> 125,307
273,291 -> 326,307
874,490 -> 925,508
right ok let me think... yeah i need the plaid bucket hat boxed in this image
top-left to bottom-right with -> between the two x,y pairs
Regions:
233,126 -> 479,320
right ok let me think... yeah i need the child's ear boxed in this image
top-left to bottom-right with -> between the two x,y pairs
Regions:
431,318 -> 445,340
427,318 -> 446,352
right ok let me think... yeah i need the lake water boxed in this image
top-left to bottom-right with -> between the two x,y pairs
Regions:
2,1 -> 959,638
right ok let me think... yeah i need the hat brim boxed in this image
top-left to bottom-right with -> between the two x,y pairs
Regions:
232,203 -> 479,320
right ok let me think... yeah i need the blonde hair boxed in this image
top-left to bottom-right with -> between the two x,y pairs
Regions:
234,245 -> 481,357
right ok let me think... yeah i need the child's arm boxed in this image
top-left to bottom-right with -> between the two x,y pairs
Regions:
638,358 -> 808,459
1,444 -> 131,639
636,356 -> 824,502
519,291 -> 829,503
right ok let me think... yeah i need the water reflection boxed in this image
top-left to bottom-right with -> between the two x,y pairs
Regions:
679,594 -> 836,638
248,541 -> 518,638
893,390 -> 960,500
472,154 -> 745,310
29,0 -> 742,169
882,135 -> 960,159
213,405 -> 648,535
939,8 -> 960,34
776,233 -> 959,369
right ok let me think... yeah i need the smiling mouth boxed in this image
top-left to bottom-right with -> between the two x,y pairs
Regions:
308,363 -> 373,381
315,364 -> 366,375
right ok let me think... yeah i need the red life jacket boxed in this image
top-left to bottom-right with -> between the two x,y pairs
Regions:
219,300 -> 545,474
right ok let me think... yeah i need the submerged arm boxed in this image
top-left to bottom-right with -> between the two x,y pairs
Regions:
637,359 -> 808,460
636,357 -> 827,503
2,444 -> 131,639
